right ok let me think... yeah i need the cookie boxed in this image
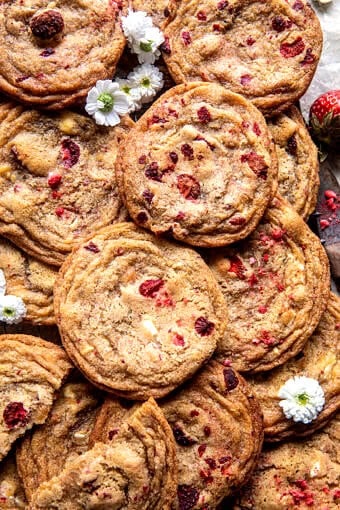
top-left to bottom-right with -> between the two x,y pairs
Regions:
89,398 -> 132,447
0,456 -> 27,509
0,237 -> 57,325
234,414 -> 340,509
0,334 -> 72,461
0,103 -> 132,266
29,398 -> 178,510
0,0 -> 126,109
158,360 -> 263,509
117,82 -> 278,247
246,293 -> 340,442
16,382 -> 101,502
268,106 -> 319,220
131,0 -> 178,28
162,0 -> 322,115
54,222 -> 227,399
207,195 -> 330,373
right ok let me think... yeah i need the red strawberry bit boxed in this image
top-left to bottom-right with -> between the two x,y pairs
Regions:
40,47 -> 55,57
271,16 -> 292,32
320,219 -> 330,230
217,0 -> 228,9
61,139 -> 80,168
190,410 -> 200,417
219,456 -> 232,464
280,37 -> 305,58
55,206 -> 65,217
246,36 -> 255,46
176,211 -> 186,221
271,228 -> 285,241
286,134 -> 298,156
160,36 -> 171,54
198,445 -> 207,458
258,305 -> 268,314
253,123 -> 261,136
138,155 -> 147,164
156,289 -> 174,308
248,273 -> 258,287
240,74 -> 252,86
147,114 -> 167,127
173,425 -> 197,446
334,490 -> 340,500
169,151 -> 178,164
241,152 -> 268,180
177,485 -> 200,510
195,317 -> 215,336
259,330 -> 276,346
177,174 -> 200,200
47,173 -> 62,189
52,190 -> 62,199
289,489 -> 314,506
205,458 -> 217,470
228,255 -> 246,279
204,426 -> 211,437
223,368 -> 239,391
197,106 -> 211,123
142,189 -> 154,204
277,282 -> 285,292
263,253 -> 269,263
221,464 -> 231,476
194,135 -> 215,151
108,429 -> 119,440
3,402 -> 29,429
229,216 -> 246,226
84,242 -> 100,253
16,75 -> 29,83
181,143 -> 194,160
293,0 -> 304,10
301,48 -> 315,66
213,24 -> 222,32
137,212 -> 148,223
325,190 -> 337,199
197,11 -> 207,21
173,333 -> 185,346
182,31 -> 192,45
199,470 -> 214,484
139,279 -> 164,298
145,162 -> 162,182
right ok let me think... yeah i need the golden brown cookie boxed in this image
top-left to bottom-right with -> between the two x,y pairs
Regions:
268,106 -> 319,220
162,0 -> 322,115
0,455 -> 27,509
0,103 -> 132,266
207,196 -> 330,373
16,382 -> 101,502
159,360 -> 263,509
54,222 -> 227,399
0,237 -> 57,325
29,398 -> 178,510
0,334 -> 72,462
246,293 -> 340,442
0,0 -> 126,109
234,414 -> 340,509
117,82 -> 278,247
88,398 -> 132,448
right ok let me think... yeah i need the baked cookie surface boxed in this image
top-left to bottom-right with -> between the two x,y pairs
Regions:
163,0 -> 322,114
29,398 -> 177,510
207,196 -> 330,373
268,106 -> 319,220
0,0 -> 126,109
117,82 -> 277,247
246,293 -> 340,442
0,237 -> 57,325
16,382 -> 101,502
160,360 -> 263,509
0,103 -> 131,266
54,223 -> 227,399
0,334 -> 72,462
131,0 -> 177,28
0,455 -> 27,509
234,414 -> 340,509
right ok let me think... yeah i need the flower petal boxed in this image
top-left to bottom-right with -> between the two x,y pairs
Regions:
0,269 -> 6,297
105,110 -> 120,127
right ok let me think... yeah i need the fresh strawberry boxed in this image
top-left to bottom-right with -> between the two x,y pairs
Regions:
309,90 -> 340,150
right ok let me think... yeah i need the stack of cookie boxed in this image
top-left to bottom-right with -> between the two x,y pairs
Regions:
0,1 -> 338,509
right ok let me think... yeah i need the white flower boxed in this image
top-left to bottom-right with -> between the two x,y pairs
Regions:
132,26 -> 164,64
278,376 -> 325,424
315,0 -> 332,5
122,9 -> 153,44
128,64 -> 164,104
0,269 -> 6,297
116,78 -> 143,113
85,80 -> 129,127
0,295 -> 26,324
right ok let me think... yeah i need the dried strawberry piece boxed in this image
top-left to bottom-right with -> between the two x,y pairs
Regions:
218,0 -> 229,9
259,330 -> 276,346
178,485 -> 200,510
84,242 -> 100,253
173,425 -> 197,446
301,48 -> 315,66
195,317 -> 215,336
280,37 -> 305,58
258,305 -> 268,314
137,212 -> 148,223
228,255 -> 246,279
142,189 -> 154,204
271,16 -> 292,32
293,0 -> 304,10
177,175 -> 200,200
3,402 -> 29,429
138,155 -> 147,164
204,426 -> 211,437
229,216 -> 246,226
248,273 -> 258,287
108,429 -> 119,440
55,207 -> 65,217
197,106 -> 211,123
182,31 -> 192,45
173,333 -> 185,346
198,444 -> 207,457
200,470 -> 214,484
240,74 -> 252,86
139,279 -> 164,298
223,368 -> 239,391
47,173 -> 62,189
61,139 -> 80,168
147,114 -> 166,126
181,143 -> 194,160
286,134 -> 298,156
271,228 -> 285,241
40,47 -> 55,57
253,123 -> 261,136
169,152 -> 178,164
241,152 -> 268,180
197,11 -> 207,21
205,458 -> 217,470
30,10 -> 64,39
161,36 -> 171,54
246,36 -> 255,46
145,162 -> 162,182
190,410 -> 199,417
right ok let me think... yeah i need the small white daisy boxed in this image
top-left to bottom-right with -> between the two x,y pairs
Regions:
132,26 -> 165,64
85,80 -> 129,127
116,78 -> 143,113
121,9 -> 153,44
278,376 -> 325,424
0,269 -> 6,297
128,64 -> 164,104
0,295 -> 27,325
